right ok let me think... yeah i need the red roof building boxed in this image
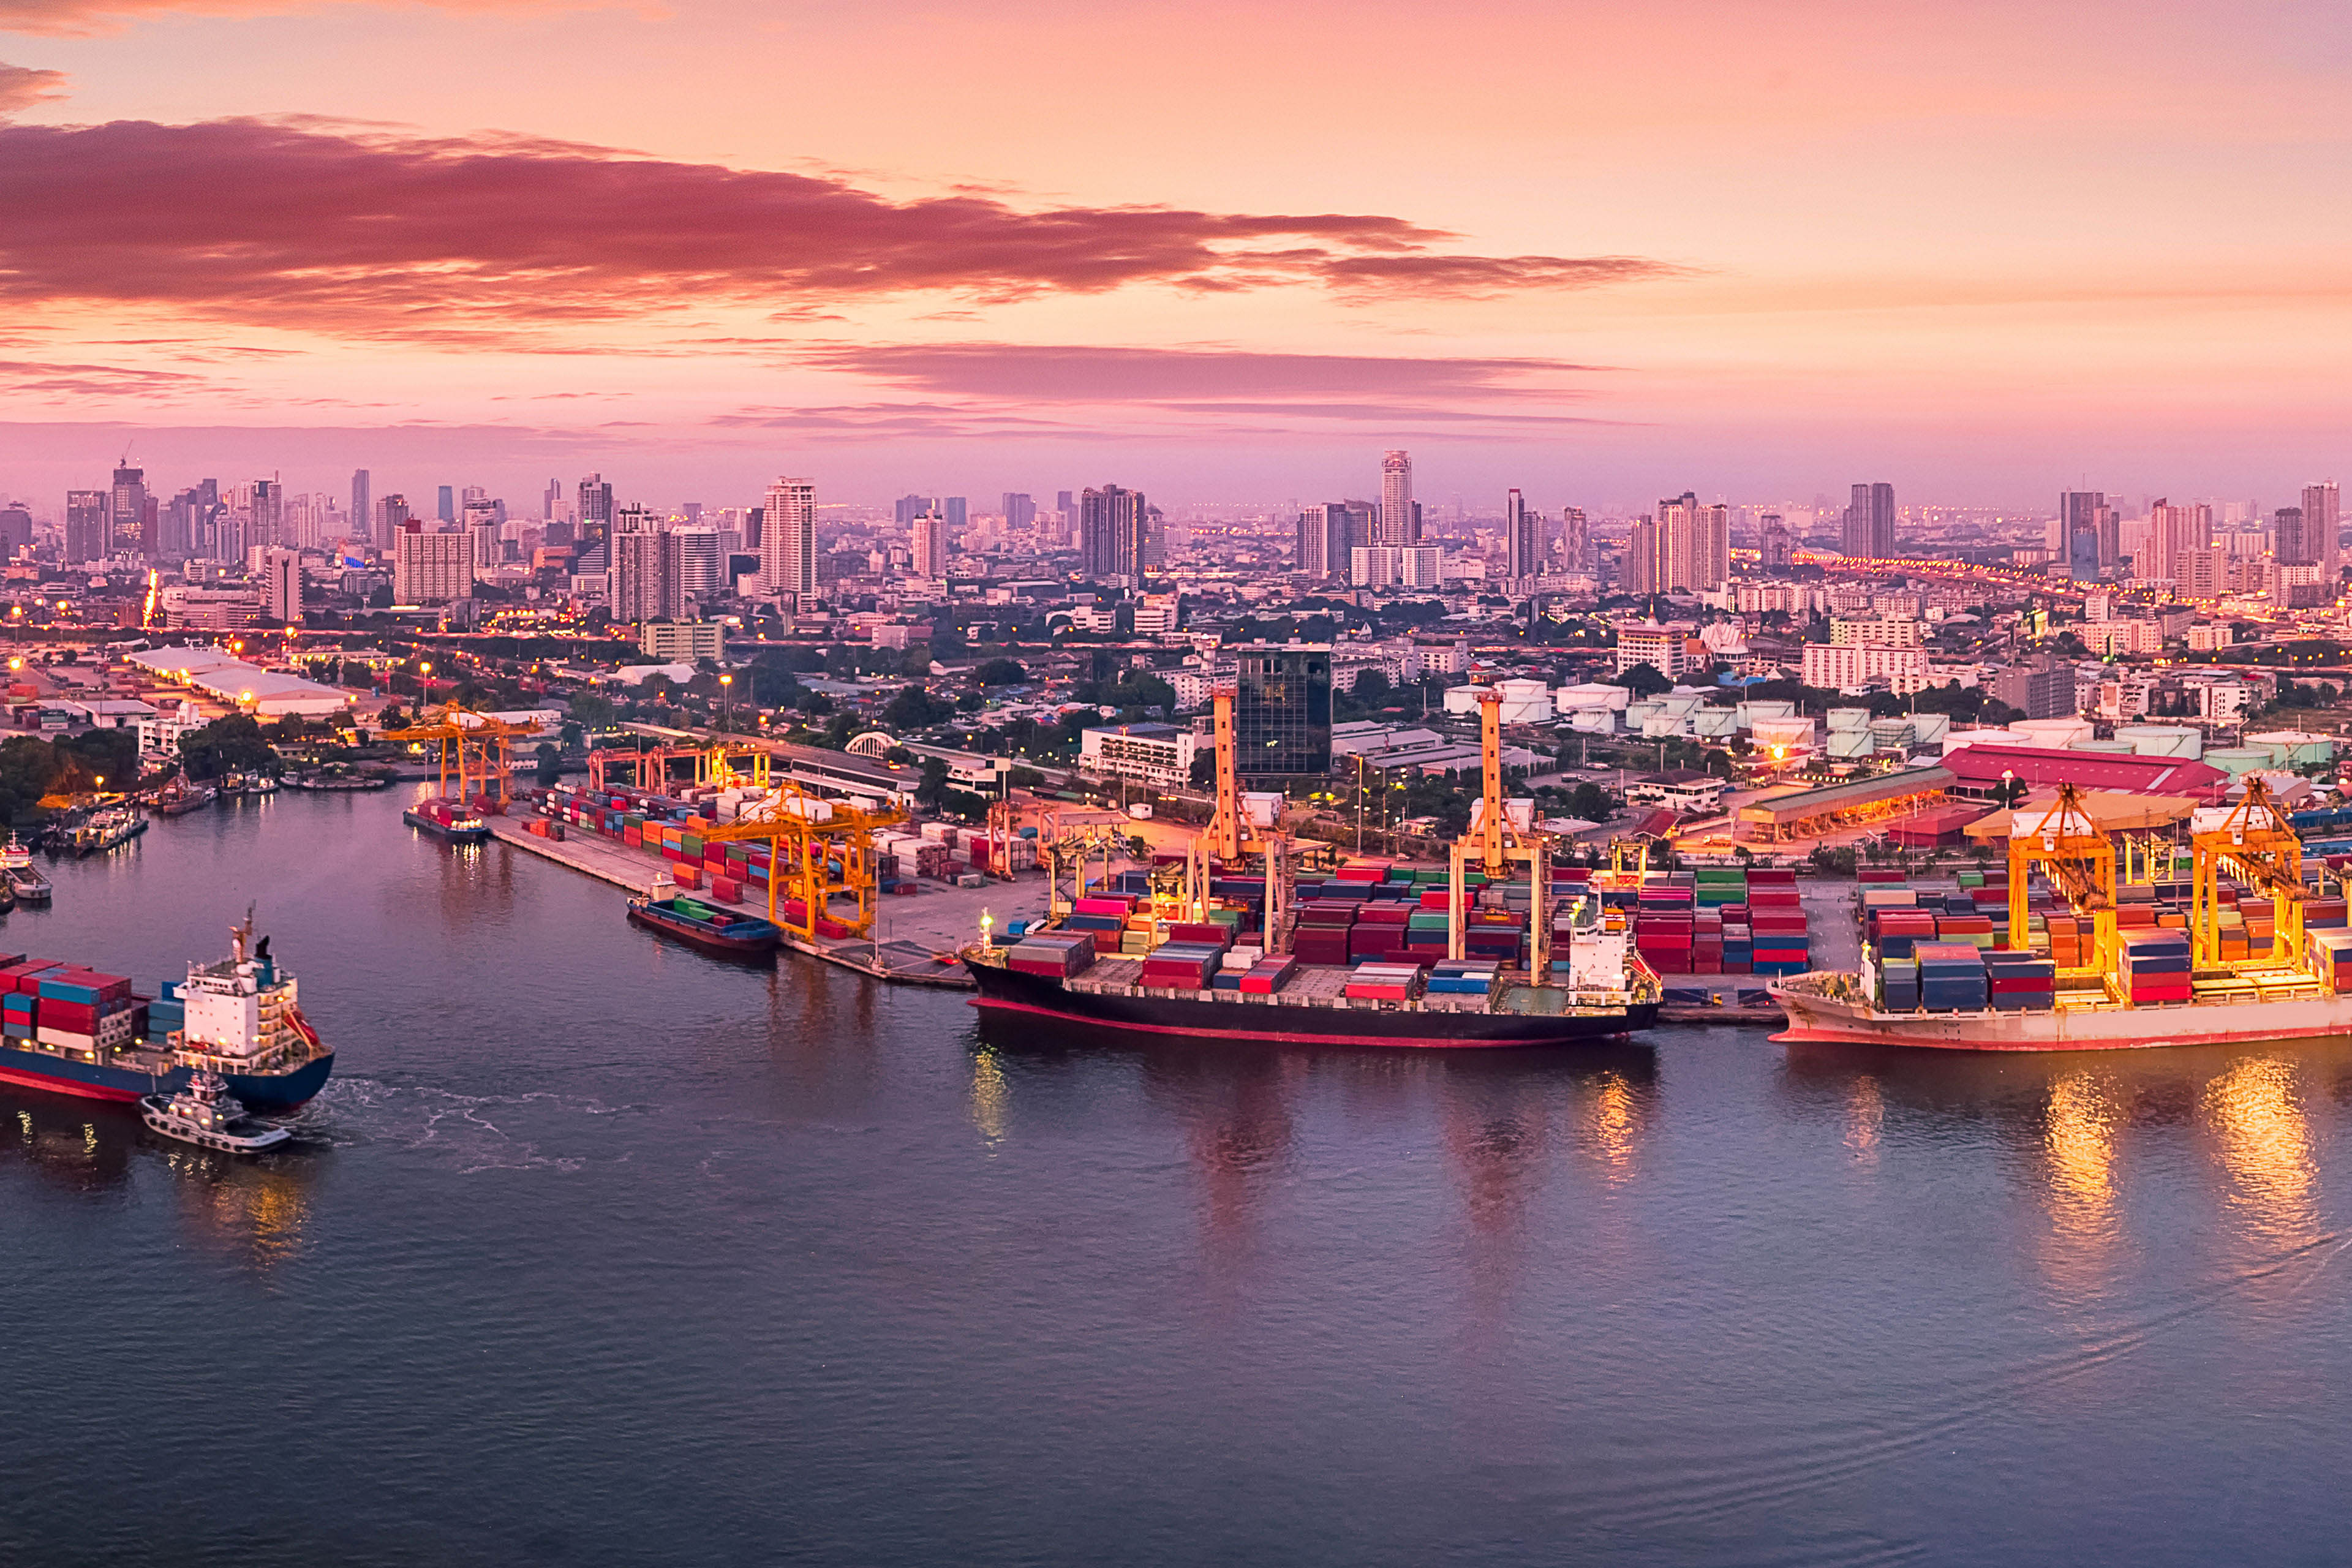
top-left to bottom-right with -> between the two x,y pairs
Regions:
1941,744 -> 2228,801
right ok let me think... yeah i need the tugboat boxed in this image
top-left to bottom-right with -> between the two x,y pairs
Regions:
152,778 -> 219,816
627,891 -> 783,959
2,834 -> 52,904
139,1070 -> 292,1153
63,802 -> 146,856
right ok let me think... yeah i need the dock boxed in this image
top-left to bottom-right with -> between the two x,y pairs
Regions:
487,817 -> 989,989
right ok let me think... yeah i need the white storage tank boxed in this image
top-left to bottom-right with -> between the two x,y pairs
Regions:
1494,677 -> 1554,725
1640,714 -> 1688,739
1826,707 -> 1872,732
2247,730 -> 2337,767
1942,726 -> 2017,755
1624,701 -> 1662,726
1566,708 -> 1616,734
1558,682 -> 1630,712
2114,724 -> 2201,760
1751,716 -> 1815,751
1736,699 -> 1795,729
1911,713 -> 1951,745
2204,747 -> 2274,775
1691,707 -> 1737,739
1826,729 -> 1875,759
2012,716 -> 2093,748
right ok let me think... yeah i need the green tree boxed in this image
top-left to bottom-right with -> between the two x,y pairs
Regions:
534,742 -> 562,784
1613,662 -> 1672,698
884,684 -> 952,731
178,714 -> 278,781
568,690 -> 616,728
1566,781 -> 1613,821
973,657 -> 1028,686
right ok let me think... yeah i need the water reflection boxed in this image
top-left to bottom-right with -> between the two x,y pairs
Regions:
1842,1075 -> 1883,1168
2202,1056 -> 2319,1248
969,1046 -> 1009,1148
2037,1070 -> 2124,1298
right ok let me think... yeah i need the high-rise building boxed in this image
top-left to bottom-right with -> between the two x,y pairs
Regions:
1001,493 -> 1036,529
543,478 -> 562,521
435,484 -> 454,524
1232,644 -> 1332,778
671,529 -> 723,600
1623,515 -> 1663,596
2273,507 -> 2307,567
1561,507 -> 1591,573
911,511 -> 948,578
2147,499 -> 2212,584
943,497 -> 967,532
2304,481 -> 2341,584
1377,451 -> 1415,546
1760,514 -> 1793,569
578,475 -> 614,544
393,522 -> 475,605
109,462 -> 147,559
609,508 -> 682,623
760,477 -> 816,599
352,469 -> 372,547
1657,491 -> 1732,592
894,494 -> 934,528
1295,503 -> 1352,579
1841,482 -> 1896,559
260,548 -> 302,624
2060,492 -> 2105,581
377,494 -> 411,541
1079,484 -> 1148,581
1504,488 -> 1537,582
0,504 -> 29,557
65,489 -> 107,563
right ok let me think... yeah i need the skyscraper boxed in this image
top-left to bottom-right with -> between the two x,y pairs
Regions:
1001,493 -> 1036,529
2060,491 -> 2105,581
894,494 -> 934,527
1841,482 -> 1896,559
1760,515 -> 1793,569
1378,451 -> 1415,545
109,461 -> 148,559
671,529 -> 723,600
911,511 -> 948,578
1504,488 -> 1537,582
609,507 -> 682,623
1561,507 -> 1591,573
2147,499 -> 2212,583
2304,481 -> 2341,584
760,477 -> 816,599
0,503 -> 30,557
393,522 -> 475,606
1232,644 -> 1332,779
578,475 -> 614,544
944,497 -> 967,532
543,478 -> 562,521
1079,484 -> 1148,581
2274,507 -> 2307,568
260,548 -> 302,624
1295,503 -> 1351,579
1623,515 -> 1662,596
65,490 -> 107,563
353,469 -> 374,548
1656,491 -> 1731,592
435,484 -> 454,524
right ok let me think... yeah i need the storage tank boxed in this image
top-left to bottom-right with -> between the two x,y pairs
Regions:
2204,747 -> 2275,775
1826,729 -> 1874,759
1691,707 -> 1737,739
1494,677 -> 1554,725
1566,707 -> 1616,733
1653,693 -> 1705,719
2114,725 -> 2201,760
2012,716 -> 2094,748
1557,682 -> 1630,712
1826,707 -> 1872,732
1624,701 -> 1662,726
2247,730 -> 2336,767
1911,713 -> 1951,745
2068,739 -> 2136,754
1868,718 -> 1917,753
1751,716 -> 1815,751
1736,699 -> 1795,729
1640,714 -> 1688,739
1941,726 -> 2016,755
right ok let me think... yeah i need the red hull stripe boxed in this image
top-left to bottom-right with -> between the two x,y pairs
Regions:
0,1061 -> 141,1102
1773,1024 -> 2352,1052
970,993 -> 1621,1050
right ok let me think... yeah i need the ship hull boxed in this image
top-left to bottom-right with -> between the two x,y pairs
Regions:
628,903 -> 781,959
404,809 -> 491,843
0,1046 -> 334,1109
1773,980 -> 2352,1052
967,959 -> 1657,1048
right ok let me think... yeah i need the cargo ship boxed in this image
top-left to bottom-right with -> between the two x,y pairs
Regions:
964,686 -> 1659,1049
627,892 -> 782,959
1774,782 -> 2352,1054
404,796 -> 492,843
0,913 -> 333,1109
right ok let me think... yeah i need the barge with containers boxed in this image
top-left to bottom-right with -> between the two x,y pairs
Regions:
627,892 -> 782,958
405,796 -> 492,844
1775,782 -> 2352,1053
0,914 -> 332,1109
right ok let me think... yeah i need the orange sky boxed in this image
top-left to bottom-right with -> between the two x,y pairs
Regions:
2,0 -> 2348,509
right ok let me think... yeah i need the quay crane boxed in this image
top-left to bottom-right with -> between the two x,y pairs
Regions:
1444,688 -> 1553,971
383,704 -> 535,808
2193,777 -> 2305,971
2005,783 -> 2120,986
699,780 -> 903,943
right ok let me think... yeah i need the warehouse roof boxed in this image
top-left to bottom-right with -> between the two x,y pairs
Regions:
1736,766 -> 1956,826
1941,744 -> 2226,798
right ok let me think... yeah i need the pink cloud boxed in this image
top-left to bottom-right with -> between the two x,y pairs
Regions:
795,342 -> 1608,401
0,118 -> 1674,344
0,58 -> 64,111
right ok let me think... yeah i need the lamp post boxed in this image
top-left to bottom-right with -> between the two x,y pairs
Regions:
720,671 -> 733,729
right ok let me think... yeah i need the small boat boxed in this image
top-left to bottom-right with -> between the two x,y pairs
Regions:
153,780 -> 219,816
64,804 -> 146,856
628,892 -> 782,959
218,771 -> 277,798
139,1071 -> 293,1153
2,835 -> 52,903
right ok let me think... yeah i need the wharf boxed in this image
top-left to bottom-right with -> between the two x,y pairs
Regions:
486,816 -> 996,990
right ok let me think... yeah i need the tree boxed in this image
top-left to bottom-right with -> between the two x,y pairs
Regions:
567,690 -> 616,728
535,742 -> 562,784
884,684 -> 953,731
974,657 -> 1028,686
1566,781 -> 1613,821
178,714 -> 279,781
1613,662 -> 1672,698
914,755 -> 952,809
1008,766 -> 1046,788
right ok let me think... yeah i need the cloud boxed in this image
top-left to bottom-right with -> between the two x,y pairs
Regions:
0,58 -> 64,111
794,342 -> 1608,402
0,0 -> 558,37
0,118 -> 1672,344
0,356 -> 213,398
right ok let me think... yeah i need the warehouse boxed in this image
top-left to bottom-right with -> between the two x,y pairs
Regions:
1735,766 -> 1956,843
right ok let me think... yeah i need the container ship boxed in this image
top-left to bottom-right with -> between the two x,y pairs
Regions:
404,796 -> 492,843
0,914 -> 332,1109
963,687 -> 1659,1048
1774,782 -> 2352,1052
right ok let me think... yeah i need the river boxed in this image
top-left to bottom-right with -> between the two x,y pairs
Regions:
1,789 -> 2345,1566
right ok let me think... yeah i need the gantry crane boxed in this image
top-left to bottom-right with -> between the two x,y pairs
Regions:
383,704 -> 535,807
588,739 -> 771,794
2192,776 -> 2305,970
1187,683 -> 1295,949
2005,782 -> 2117,979
698,780 -> 904,942
1444,687 -> 1551,970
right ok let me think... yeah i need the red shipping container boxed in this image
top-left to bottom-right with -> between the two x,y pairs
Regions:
40,999 -> 97,1032
673,866 -> 701,889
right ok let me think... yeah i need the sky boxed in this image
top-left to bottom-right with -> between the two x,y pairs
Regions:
2,0 -> 2350,514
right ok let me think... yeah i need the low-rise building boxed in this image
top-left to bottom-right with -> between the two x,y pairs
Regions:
1800,641 -> 1930,695
639,620 -> 725,662
1626,769 -> 1725,813
1079,722 -> 1197,789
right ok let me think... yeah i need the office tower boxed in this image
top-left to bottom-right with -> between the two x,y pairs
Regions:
377,494 -> 411,541
2274,507 -> 2307,567
671,529 -> 723,599
108,462 -> 147,558
1841,482 -> 1895,559
0,503 -> 29,556
461,491 -> 502,534
260,548 -> 302,624
1760,514 -> 1793,569
1295,503 -> 1352,579
1056,490 -> 1074,522
1078,484 -> 1147,580
1232,644 -> 1332,778
1377,451 -> 1415,545
2147,499 -> 2212,583
1001,492 -> 1036,530
431,484 -> 451,524
66,489 -> 107,563
1657,491 -> 1731,592
352,470 -> 372,546
609,508 -> 682,623
911,510 -> 948,578
2304,481 -> 2341,583
2095,502 -> 2120,573
760,477 -> 816,598
1623,515 -> 1663,595
944,497 -> 967,532
578,475 -> 614,543
392,522 -> 476,605
1504,488 -> 1537,581
247,480 -> 282,557
2059,491 -> 2104,581
543,478 -> 562,521
744,507 -> 763,551
894,494 -> 934,528
1561,507 -> 1591,573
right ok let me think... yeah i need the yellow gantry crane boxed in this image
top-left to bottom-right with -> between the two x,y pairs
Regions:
383,704 -> 535,807
2006,782 -> 2118,980
587,739 -> 771,794
1443,688 -> 1552,970
698,780 -> 904,942
2192,776 -> 2305,970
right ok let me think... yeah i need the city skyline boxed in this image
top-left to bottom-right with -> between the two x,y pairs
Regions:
4,2 -> 2352,501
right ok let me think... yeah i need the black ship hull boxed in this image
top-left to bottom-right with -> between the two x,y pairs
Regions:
966,959 -> 1657,1049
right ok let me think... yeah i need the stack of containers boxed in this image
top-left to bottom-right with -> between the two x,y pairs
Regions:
1747,876 -> 1809,975
2121,930 -> 2192,1005
1344,961 -> 1421,1001
1983,952 -> 2056,1011
1635,883 -> 1695,974
1915,942 -> 1989,1011
1350,903 -> 1411,963
1427,959 -> 1498,995
2046,913 -> 2086,968
0,986 -> 32,1041
1871,907 -> 1938,960
1065,895 -> 1134,954
1880,955 -> 1920,1010
1934,910 -> 1994,950
1141,942 -> 1223,989
2306,929 -> 2352,992
1403,904 -> 1452,963
35,967 -> 136,1055
1240,955 -> 1298,993
1291,903 -> 1357,967
1719,910 -> 1752,973
1118,910 -> 1158,959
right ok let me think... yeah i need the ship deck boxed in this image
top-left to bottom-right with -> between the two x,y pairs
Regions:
1062,957 -> 1545,1014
